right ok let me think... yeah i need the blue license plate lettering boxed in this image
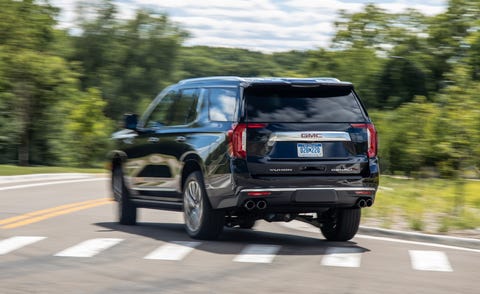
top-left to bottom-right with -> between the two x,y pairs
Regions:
297,143 -> 323,157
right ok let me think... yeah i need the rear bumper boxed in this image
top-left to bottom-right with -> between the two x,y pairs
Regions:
215,186 -> 377,211
209,157 -> 379,211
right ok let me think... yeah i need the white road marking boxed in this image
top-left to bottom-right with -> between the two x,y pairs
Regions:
356,235 -> 480,253
409,250 -> 453,272
144,241 -> 201,260
0,178 -> 107,192
0,174 -> 91,185
321,247 -> 362,267
55,238 -> 123,258
234,244 -> 281,263
0,236 -> 46,255
281,221 -> 480,253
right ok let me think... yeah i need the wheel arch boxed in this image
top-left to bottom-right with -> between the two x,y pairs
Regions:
109,150 -> 128,171
180,153 -> 206,194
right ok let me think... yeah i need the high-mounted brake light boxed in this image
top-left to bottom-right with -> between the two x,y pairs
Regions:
246,123 -> 268,129
228,123 -> 267,159
351,123 -> 378,158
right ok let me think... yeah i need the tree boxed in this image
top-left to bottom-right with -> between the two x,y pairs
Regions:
381,97 -> 439,176
55,88 -> 113,167
426,0 -> 480,90
377,57 -> 428,108
0,0 -> 79,166
432,65 -> 480,178
1,50 -> 82,165
72,2 -> 188,120
326,4 -> 433,108
332,5 -> 428,54
175,46 -> 283,80
303,48 -> 383,108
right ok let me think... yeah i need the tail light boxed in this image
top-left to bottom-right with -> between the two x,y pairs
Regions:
351,123 -> 378,158
228,123 -> 267,159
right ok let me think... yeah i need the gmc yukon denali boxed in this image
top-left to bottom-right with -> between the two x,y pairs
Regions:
109,77 -> 379,241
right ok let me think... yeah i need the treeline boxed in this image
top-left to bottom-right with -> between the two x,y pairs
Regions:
1,0 -> 480,178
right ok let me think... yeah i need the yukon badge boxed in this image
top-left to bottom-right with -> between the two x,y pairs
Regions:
269,168 -> 293,172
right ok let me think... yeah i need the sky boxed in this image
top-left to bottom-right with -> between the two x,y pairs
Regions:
51,0 -> 447,52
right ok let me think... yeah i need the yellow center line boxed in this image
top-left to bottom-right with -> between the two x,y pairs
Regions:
0,198 -> 109,226
0,198 -> 113,229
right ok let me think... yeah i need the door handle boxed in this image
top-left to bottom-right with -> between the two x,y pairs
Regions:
148,137 -> 159,143
175,136 -> 186,143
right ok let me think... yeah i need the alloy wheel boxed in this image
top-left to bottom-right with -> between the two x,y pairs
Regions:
184,180 -> 204,232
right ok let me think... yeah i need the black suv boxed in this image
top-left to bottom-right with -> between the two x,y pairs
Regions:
109,77 -> 379,241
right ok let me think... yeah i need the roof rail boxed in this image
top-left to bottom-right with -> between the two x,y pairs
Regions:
312,77 -> 341,82
178,76 -> 244,84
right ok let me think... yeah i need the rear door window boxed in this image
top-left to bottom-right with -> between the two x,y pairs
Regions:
207,87 -> 237,122
245,86 -> 365,122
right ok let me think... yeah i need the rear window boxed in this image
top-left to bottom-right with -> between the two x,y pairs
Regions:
245,86 -> 365,122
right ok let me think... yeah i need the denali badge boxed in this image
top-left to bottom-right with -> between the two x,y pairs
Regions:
331,164 -> 361,173
331,168 -> 355,172
269,168 -> 293,172
301,133 -> 324,139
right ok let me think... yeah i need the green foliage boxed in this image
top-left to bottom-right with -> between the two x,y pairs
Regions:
420,65 -> 480,180
377,57 -> 428,108
0,0 -> 59,51
175,46 -> 286,79
0,0 -> 63,165
72,3 -> 188,120
55,88 -> 113,167
303,48 -> 383,108
333,5 -> 428,53
365,177 -> 480,233
372,97 -> 440,176
0,48 -> 82,164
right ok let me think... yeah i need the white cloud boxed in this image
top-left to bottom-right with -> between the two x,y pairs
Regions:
51,0 -> 447,52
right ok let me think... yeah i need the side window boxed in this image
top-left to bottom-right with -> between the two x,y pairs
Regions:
169,88 -> 199,125
146,91 -> 177,128
145,88 -> 199,128
208,88 -> 237,121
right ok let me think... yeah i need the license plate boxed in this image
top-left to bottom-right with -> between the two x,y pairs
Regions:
297,143 -> 323,157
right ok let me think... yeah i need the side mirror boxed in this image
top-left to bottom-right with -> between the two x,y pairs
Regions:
124,113 -> 138,130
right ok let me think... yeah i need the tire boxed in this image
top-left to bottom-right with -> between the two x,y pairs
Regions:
183,171 -> 224,240
238,218 -> 256,229
320,208 -> 361,241
112,165 -> 137,225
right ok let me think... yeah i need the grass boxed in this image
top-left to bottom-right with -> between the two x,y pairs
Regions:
363,176 -> 480,233
0,164 -> 106,176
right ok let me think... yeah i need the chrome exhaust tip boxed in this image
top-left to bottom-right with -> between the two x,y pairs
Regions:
366,199 -> 373,207
357,199 -> 367,208
256,200 -> 267,210
244,200 -> 256,211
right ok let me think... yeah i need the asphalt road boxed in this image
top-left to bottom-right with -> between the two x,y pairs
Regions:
0,175 -> 478,294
